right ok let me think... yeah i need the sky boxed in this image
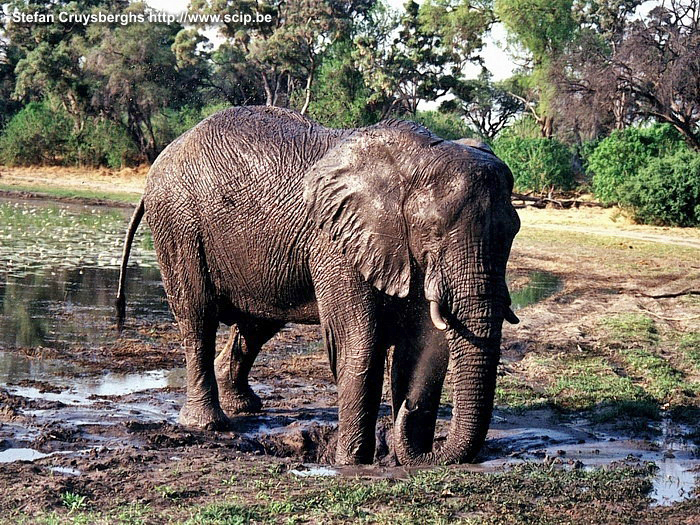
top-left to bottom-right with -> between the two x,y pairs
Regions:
145,0 -> 517,81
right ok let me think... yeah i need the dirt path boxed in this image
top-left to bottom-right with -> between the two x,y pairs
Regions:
528,223 -> 700,249
0,166 -> 147,195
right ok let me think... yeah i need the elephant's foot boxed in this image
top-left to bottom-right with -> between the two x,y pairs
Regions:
219,386 -> 263,416
179,402 -> 230,431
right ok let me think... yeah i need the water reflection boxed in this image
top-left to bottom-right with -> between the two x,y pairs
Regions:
0,198 -> 170,350
509,271 -> 562,310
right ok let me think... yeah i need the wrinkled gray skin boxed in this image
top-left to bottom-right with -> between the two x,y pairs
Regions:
117,106 -> 520,466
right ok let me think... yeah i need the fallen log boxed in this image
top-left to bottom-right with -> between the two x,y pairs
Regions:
511,192 -> 608,209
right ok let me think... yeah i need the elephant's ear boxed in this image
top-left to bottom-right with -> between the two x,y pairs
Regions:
304,130 -> 411,298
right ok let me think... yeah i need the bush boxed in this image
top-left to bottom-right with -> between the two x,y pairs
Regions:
0,101 -> 72,165
492,136 -> 575,193
303,41 -> 379,129
68,119 -> 139,169
622,150 -> 700,227
412,110 -> 473,140
586,124 -> 686,204
0,99 -> 141,168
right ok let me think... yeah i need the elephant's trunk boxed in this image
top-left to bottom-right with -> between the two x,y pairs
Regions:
395,290 -> 502,465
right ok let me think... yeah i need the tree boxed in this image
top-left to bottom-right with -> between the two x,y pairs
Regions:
172,29 -> 265,106
556,0 -> 700,150
7,0 -> 125,129
443,70 -> 523,139
494,0 -> 577,137
0,34 -> 21,128
83,3 -> 190,162
355,0 -> 492,116
303,40 -> 379,128
189,0 -> 372,110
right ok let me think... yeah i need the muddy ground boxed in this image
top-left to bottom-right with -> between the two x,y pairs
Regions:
0,189 -> 699,523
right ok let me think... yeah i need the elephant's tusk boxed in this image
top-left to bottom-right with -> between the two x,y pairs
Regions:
505,307 -> 520,324
430,301 -> 447,330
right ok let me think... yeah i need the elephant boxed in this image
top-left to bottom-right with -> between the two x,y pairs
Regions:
116,106 -> 520,466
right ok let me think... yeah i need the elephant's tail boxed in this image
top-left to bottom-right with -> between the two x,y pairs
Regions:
116,196 -> 145,332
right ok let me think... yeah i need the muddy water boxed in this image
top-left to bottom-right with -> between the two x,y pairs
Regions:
0,197 -> 696,507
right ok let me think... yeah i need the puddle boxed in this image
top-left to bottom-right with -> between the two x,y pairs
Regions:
508,271 -> 562,310
484,410 -> 699,506
0,447 -> 50,463
1,350 -> 186,399
49,466 -> 81,476
0,198 -> 170,350
290,465 -> 338,477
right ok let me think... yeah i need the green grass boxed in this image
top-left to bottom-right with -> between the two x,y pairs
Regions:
181,463 -> 658,524
544,355 -> 652,412
14,463 -> 662,524
679,332 -> 700,368
495,374 -> 547,411
600,314 -> 659,347
599,315 -> 699,404
0,182 -> 142,204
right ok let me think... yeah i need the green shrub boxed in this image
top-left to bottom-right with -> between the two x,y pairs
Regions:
412,110 -> 473,140
68,119 -> 139,169
492,136 -> 574,193
0,99 -> 141,168
586,124 -> 686,204
303,41 -> 379,129
622,150 -> 700,227
0,101 -> 72,165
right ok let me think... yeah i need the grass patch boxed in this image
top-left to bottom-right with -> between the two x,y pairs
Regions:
599,315 -> 698,405
0,182 -> 141,204
545,356 -> 652,411
618,347 -> 692,401
679,332 -> 700,368
495,374 -> 548,411
182,463 -> 655,524
15,463 -> 659,524
600,314 -> 659,347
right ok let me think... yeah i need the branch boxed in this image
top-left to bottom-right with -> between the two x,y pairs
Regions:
639,289 -> 700,299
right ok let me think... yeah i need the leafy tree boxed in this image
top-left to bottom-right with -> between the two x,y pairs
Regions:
355,0 -> 492,116
494,0 -> 577,137
7,0 -> 127,127
82,3 -> 191,162
303,40 -> 379,128
189,0 -> 371,111
442,70 -> 523,139
0,34 -> 21,129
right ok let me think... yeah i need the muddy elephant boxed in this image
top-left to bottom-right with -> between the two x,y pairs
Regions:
116,106 -> 520,466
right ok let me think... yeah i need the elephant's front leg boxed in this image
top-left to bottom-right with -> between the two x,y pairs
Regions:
390,304 -> 449,454
314,268 -> 386,465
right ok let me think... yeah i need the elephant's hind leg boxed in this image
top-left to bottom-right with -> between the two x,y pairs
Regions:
153,223 -> 228,431
215,320 -> 283,416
